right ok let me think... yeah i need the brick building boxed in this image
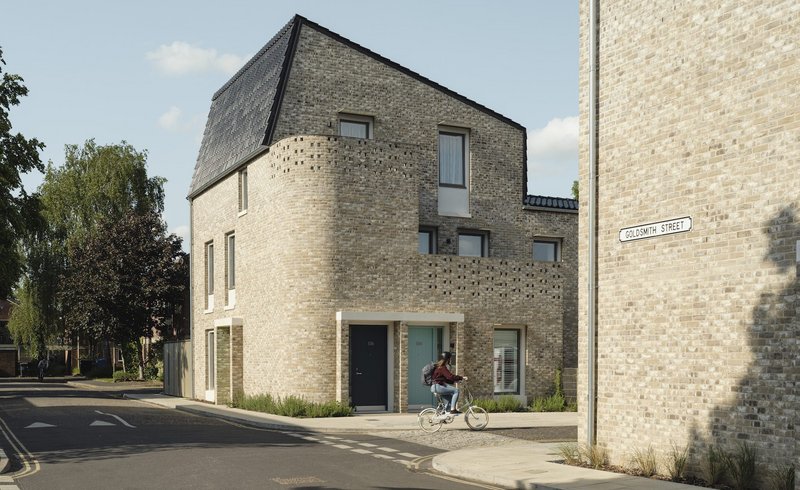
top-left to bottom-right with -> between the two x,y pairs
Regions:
189,15 -> 578,411
579,0 -> 798,484
0,299 -> 18,377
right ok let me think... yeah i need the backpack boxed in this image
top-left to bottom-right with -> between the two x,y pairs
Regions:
421,361 -> 436,386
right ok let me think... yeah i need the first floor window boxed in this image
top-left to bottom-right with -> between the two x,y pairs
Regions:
225,233 -> 236,291
458,231 -> 487,257
418,227 -> 437,254
205,241 -> 214,309
493,329 -> 520,394
533,239 -> 560,262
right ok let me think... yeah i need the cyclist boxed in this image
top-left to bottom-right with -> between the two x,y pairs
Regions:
430,352 -> 467,414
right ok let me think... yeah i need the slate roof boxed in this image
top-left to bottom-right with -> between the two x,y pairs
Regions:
188,15 -> 526,199
524,195 -> 579,211
189,17 -> 298,198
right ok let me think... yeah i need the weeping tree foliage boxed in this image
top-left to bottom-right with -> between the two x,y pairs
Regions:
0,46 -> 45,299
61,210 -> 187,379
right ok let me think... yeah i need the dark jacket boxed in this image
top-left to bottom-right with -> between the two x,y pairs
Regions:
432,364 -> 462,385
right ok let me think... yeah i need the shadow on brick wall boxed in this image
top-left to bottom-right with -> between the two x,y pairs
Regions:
690,205 -> 798,486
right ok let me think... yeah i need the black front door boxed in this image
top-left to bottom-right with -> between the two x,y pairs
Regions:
349,325 -> 387,408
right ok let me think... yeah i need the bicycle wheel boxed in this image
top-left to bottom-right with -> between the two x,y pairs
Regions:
465,406 -> 488,431
418,408 -> 443,433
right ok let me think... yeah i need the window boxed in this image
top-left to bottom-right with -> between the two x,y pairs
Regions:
339,114 -> 373,139
439,130 -> 466,187
205,242 -> 214,310
238,167 -> 248,213
493,329 -> 520,394
418,227 -> 437,254
533,239 -> 561,262
458,231 -> 488,257
225,233 -> 236,307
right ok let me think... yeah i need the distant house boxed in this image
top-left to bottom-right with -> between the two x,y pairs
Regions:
0,299 -> 18,377
189,15 -> 578,411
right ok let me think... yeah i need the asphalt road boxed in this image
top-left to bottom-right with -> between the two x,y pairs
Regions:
0,382 -> 494,489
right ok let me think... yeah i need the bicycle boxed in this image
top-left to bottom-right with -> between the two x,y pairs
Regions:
418,380 -> 489,432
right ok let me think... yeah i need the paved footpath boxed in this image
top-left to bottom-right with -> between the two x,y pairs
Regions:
86,385 -> 701,490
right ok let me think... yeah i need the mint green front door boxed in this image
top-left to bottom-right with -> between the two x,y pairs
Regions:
407,327 -> 443,408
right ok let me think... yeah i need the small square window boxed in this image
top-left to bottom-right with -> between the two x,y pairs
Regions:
418,227 -> 437,254
339,114 -> 373,139
458,231 -> 488,257
533,239 -> 561,262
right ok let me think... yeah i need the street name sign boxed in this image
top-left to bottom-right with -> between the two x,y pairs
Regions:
619,217 -> 692,242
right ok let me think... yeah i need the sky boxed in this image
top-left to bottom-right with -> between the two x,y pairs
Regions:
4,1 -> 579,248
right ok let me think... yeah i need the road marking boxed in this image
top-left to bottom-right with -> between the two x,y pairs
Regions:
270,476 -> 324,485
350,448 -> 372,454
0,414 -> 40,479
397,452 -> 420,458
358,442 -> 378,447
323,436 -> 342,440
89,420 -> 115,427
332,444 -> 352,449
376,447 -> 398,453
300,436 -> 319,441
94,410 -> 136,428
372,454 -> 394,460
339,439 -> 358,443
24,422 -> 56,429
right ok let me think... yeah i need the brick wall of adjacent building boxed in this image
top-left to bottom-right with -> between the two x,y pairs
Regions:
192,23 -> 578,409
578,0 -> 799,484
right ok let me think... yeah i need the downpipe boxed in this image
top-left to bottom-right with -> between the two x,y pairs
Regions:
587,0 -> 599,447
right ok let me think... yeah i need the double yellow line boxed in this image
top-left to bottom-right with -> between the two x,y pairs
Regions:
0,414 -> 39,478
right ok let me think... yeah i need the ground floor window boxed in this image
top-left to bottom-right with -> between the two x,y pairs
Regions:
493,329 -> 520,394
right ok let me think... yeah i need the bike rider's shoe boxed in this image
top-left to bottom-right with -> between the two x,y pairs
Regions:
448,409 -> 462,415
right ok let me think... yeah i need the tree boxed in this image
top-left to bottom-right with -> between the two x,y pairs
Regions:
62,210 -> 188,379
0,46 -> 45,298
14,140 -> 167,361
571,180 -> 579,200
40,139 -> 165,250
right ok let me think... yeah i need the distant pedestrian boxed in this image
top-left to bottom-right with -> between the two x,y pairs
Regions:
37,358 -> 47,382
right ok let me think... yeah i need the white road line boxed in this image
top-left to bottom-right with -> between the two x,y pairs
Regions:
358,442 -> 378,447
319,440 -> 334,445
332,444 -> 352,449
94,410 -> 135,428
397,452 -> 420,458
301,436 -> 319,441
350,448 -> 372,454
372,454 -> 394,460
376,447 -> 398,453
324,436 -> 342,440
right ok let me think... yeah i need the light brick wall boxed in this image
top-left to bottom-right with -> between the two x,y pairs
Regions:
191,23 -> 578,409
579,0 -> 799,484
